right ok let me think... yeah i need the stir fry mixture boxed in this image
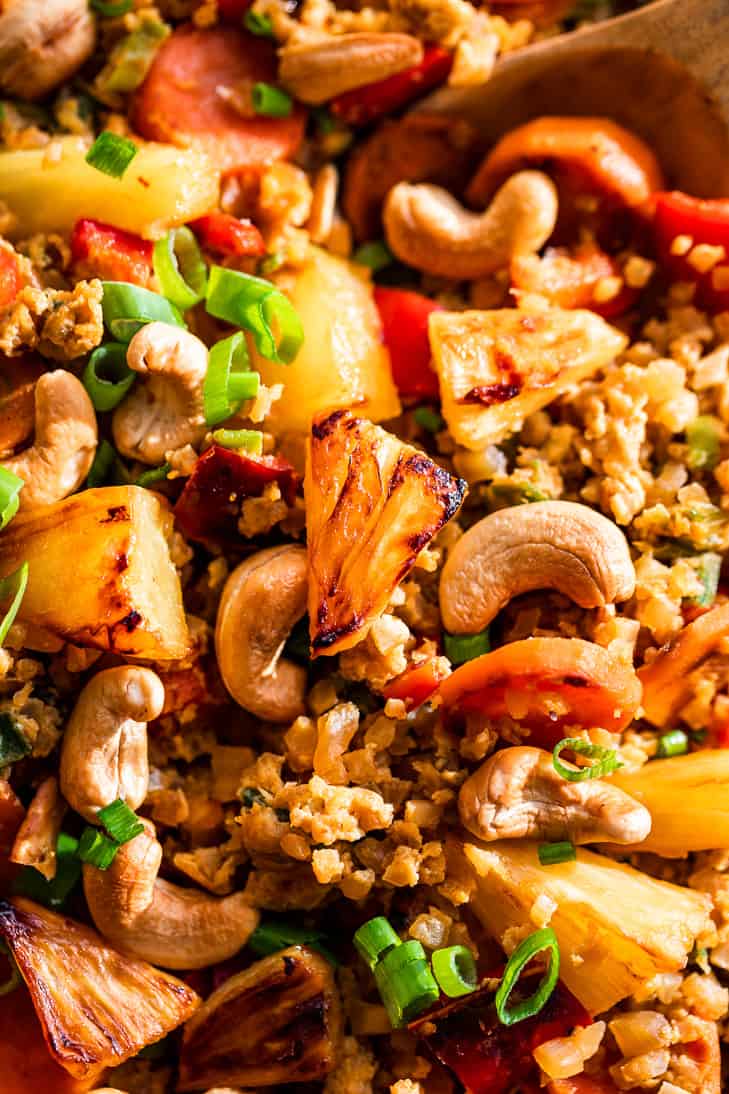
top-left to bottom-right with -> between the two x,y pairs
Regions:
2,0 -> 729,1092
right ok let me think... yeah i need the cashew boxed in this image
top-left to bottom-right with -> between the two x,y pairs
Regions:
10,776 -> 65,880
279,32 -> 423,105
59,666 -> 164,824
440,499 -> 635,634
215,545 -> 308,723
0,0 -> 95,100
112,322 -> 209,466
84,819 -> 259,969
2,370 -> 97,510
459,746 -> 652,845
383,170 -> 558,280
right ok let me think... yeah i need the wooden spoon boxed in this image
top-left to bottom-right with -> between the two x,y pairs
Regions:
416,0 -> 729,196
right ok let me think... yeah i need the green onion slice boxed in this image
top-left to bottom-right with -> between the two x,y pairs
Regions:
495,927 -> 560,1026
152,226 -> 208,311
431,945 -> 477,998
444,627 -> 491,666
97,798 -> 145,844
0,562 -> 28,646
656,729 -> 689,758
353,240 -> 392,272
552,737 -> 622,782
373,939 -> 440,1027
90,0 -> 133,14
413,406 -> 443,433
252,82 -> 293,117
101,281 -> 185,342
203,332 -> 259,427
83,342 -> 135,411
101,20 -> 170,94
0,467 -> 23,531
0,711 -> 31,767
87,438 -> 117,488
249,919 -> 337,964
691,552 -> 722,608
686,415 -> 721,471
212,428 -> 263,454
244,9 -> 274,35
538,840 -> 576,866
77,827 -> 119,870
354,916 -> 400,970
205,266 -> 303,365
12,832 -> 81,909
136,462 -> 171,488
85,131 -> 138,179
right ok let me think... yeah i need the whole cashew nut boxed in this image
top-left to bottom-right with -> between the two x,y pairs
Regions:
2,370 -> 97,510
383,170 -> 558,280
215,545 -> 308,723
112,322 -> 209,466
84,819 -> 260,969
279,32 -> 423,105
0,0 -> 95,100
459,746 -> 652,845
440,499 -> 635,634
59,666 -> 165,824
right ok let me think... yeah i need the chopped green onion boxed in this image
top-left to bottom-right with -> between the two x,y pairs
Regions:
353,240 -> 392,272
686,415 -> 721,471
538,840 -> 576,866
249,919 -> 336,964
690,552 -> 722,607
90,0 -> 133,14
98,798 -> 145,844
0,562 -> 28,647
87,439 -> 117,488
373,939 -> 439,1027
0,467 -> 23,531
0,950 -> 19,997
153,226 -> 208,311
203,331 -> 259,426
259,251 -> 285,276
488,481 -> 549,507
0,712 -> 30,767
136,462 -> 170,488
77,827 -> 119,870
252,83 -> 292,118
656,729 -> 689,758
12,832 -> 81,909
444,627 -> 490,666
431,945 -> 477,998
85,131 -> 138,179
83,342 -> 135,410
413,406 -> 443,433
100,19 -> 170,94
244,9 -> 274,35
552,737 -> 622,782
205,266 -> 304,365
212,428 -> 263,454
354,916 -> 400,970
101,281 -> 185,342
495,927 -> 560,1026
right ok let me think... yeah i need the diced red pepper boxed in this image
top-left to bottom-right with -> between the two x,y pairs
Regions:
653,191 -> 729,313
189,212 -> 266,259
374,286 -> 442,399
217,0 -> 251,20
70,219 -> 153,287
331,46 -> 453,127
174,444 -> 299,547
0,247 -> 22,311
383,658 -> 450,710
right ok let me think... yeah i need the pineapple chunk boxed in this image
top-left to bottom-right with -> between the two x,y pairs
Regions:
429,306 -> 628,449
305,409 -> 466,655
0,897 -> 199,1079
463,839 -> 712,1015
0,485 -> 189,659
254,247 -> 401,435
611,751 -> 729,856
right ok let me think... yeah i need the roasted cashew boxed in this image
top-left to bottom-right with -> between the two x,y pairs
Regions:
59,666 -> 165,824
112,322 -> 209,466
383,170 -> 558,280
279,32 -> 423,105
2,370 -> 97,510
0,0 -> 95,100
440,499 -> 635,634
84,819 -> 259,969
459,746 -> 651,845
215,545 -> 308,723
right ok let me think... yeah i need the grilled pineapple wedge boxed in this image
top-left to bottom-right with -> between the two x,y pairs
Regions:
429,305 -> 628,449
0,485 -> 189,659
463,839 -> 712,1015
305,409 -> 466,656
178,945 -> 342,1090
0,898 -> 199,1080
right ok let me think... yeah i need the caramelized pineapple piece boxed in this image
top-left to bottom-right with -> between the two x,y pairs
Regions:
178,945 -> 342,1090
464,839 -> 712,1015
0,897 -> 200,1079
0,485 -> 189,659
429,306 -> 627,449
305,409 -> 466,655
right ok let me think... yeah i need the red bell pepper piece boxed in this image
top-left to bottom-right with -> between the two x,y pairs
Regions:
654,191 -> 729,313
330,46 -> 453,127
189,212 -> 266,259
383,658 -> 450,710
70,219 -> 153,287
174,444 -> 298,546
374,286 -> 442,399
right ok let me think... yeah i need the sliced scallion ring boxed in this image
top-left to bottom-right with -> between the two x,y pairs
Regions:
77,827 -> 119,870
0,467 -> 23,531
203,331 -> 259,427
212,429 -> 263,454
83,343 -> 135,411
373,939 -> 440,1027
552,737 -> 622,782
354,916 -> 400,971
205,266 -> 304,365
152,226 -> 208,311
538,840 -> 576,866
252,82 -> 293,117
136,462 -> 171,488
87,439 -> 117,488
431,945 -> 477,998
85,131 -> 138,178
656,729 -> 689,758
495,927 -> 560,1026
101,281 -> 185,342
97,798 -> 145,844
0,562 -> 29,646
